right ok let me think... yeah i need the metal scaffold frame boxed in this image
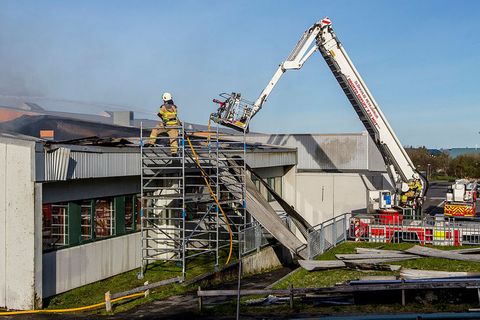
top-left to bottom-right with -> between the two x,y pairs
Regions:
139,122 -> 246,280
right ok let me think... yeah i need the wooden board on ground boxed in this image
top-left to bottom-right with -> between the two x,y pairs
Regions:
298,259 -> 404,272
346,257 -> 417,264
451,247 -> 480,255
401,268 -> 480,279
336,253 -> 417,260
355,248 -> 403,254
298,260 -> 346,271
359,275 -> 398,281
345,260 -> 403,271
405,245 -> 480,262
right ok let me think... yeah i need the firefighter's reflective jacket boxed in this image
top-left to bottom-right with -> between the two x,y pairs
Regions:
158,104 -> 179,126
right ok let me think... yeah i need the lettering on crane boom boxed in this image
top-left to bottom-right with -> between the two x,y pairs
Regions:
347,77 -> 380,129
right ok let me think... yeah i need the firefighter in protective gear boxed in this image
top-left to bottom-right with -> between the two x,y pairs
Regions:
400,177 -> 423,206
149,92 -> 180,155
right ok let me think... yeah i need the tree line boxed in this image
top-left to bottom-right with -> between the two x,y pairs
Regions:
405,147 -> 480,180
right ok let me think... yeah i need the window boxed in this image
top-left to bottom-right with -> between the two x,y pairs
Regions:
95,198 -> 115,238
267,176 -> 282,202
81,200 -> 93,241
125,195 -> 138,232
252,177 -> 261,192
43,194 -> 141,252
252,175 -> 282,202
274,176 -> 282,197
266,178 -> 273,202
42,203 -> 68,250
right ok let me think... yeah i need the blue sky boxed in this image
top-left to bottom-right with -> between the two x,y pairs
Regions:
0,0 -> 479,148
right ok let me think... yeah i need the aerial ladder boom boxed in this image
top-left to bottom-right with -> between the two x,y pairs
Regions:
210,17 -> 426,207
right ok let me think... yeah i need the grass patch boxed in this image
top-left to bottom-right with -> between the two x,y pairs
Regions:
431,175 -> 457,182
273,241 -> 480,289
201,242 -> 480,317
274,268 -> 395,288
44,250 -> 236,313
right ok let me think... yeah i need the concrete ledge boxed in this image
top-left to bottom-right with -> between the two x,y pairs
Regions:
242,244 -> 294,275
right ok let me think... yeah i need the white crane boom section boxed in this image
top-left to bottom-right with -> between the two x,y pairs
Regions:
210,17 -> 426,199
249,17 -> 421,190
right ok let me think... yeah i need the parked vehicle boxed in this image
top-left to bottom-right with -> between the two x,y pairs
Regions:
444,180 -> 477,218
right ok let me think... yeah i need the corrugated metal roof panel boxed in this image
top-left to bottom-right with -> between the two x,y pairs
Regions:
44,147 -> 71,181
68,151 -> 140,180
41,150 -> 140,181
40,147 -> 294,181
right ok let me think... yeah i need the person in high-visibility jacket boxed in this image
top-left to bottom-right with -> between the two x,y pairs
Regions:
400,175 -> 423,206
149,92 -> 180,155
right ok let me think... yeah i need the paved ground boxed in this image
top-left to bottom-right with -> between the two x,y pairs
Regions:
424,181 -> 450,215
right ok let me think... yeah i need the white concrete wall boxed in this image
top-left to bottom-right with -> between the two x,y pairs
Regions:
42,232 -> 141,297
0,137 -> 41,310
286,171 -> 368,227
283,166 -> 297,209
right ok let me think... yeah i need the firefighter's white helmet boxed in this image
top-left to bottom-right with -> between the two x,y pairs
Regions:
162,92 -> 173,101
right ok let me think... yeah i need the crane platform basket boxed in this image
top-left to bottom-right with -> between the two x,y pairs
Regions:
209,92 -> 254,132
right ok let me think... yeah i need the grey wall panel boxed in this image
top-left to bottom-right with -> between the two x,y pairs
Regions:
294,172 -> 375,227
42,232 -> 141,297
246,151 -> 296,168
247,132 -> 386,172
368,135 -> 387,172
251,166 -> 285,179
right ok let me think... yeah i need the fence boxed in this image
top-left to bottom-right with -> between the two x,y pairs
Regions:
240,210 -> 480,260
350,213 -> 480,247
240,220 -> 269,255
306,213 -> 350,259
240,213 -> 351,259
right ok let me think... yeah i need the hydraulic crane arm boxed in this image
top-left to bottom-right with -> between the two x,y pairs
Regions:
249,18 -> 328,118
211,17 -> 427,202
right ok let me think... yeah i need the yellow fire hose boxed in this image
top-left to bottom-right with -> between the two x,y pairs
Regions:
0,292 -> 144,315
185,134 -> 234,265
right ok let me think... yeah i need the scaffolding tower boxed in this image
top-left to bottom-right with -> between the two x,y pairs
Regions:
139,123 -> 246,280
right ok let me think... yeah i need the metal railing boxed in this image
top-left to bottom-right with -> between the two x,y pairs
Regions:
239,221 -> 269,255
306,213 -> 350,259
240,210 -> 480,261
349,213 -> 480,247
